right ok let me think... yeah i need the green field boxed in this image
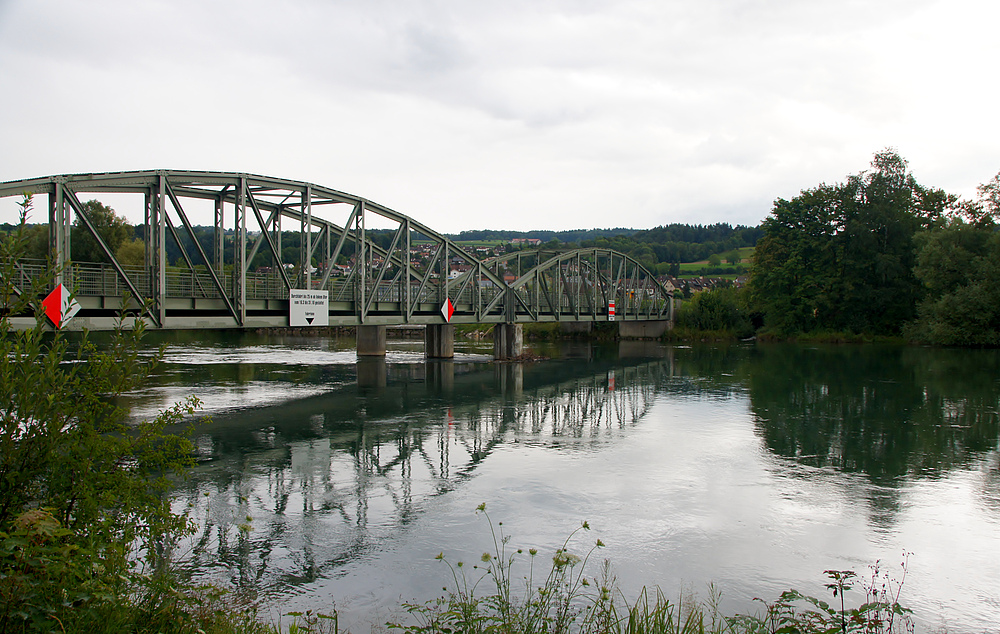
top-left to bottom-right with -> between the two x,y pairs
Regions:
676,246 -> 753,277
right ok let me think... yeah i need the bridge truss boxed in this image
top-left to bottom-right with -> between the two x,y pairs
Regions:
0,171 -> 672,330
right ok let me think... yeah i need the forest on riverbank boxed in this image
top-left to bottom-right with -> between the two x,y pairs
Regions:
676,149 -> 1000,347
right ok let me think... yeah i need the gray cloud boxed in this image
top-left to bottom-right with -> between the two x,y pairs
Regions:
1,0 -> 997,231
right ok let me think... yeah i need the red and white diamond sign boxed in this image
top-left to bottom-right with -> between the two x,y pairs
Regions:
440,298 -> 455,322
42,283 -> 81,329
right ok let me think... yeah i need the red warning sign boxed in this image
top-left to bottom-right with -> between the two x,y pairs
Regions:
608,300 -> 616,322
440,298 -> 455,322
42,284 -> 81,329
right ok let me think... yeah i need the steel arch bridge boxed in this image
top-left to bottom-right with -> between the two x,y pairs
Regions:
0,170 -> 673,332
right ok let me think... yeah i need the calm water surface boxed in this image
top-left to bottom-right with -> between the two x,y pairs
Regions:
122,333 -> 1000,633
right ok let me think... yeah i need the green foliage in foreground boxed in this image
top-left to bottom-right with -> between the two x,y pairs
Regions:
0,195 -> 271,634
387,505 -> 914,634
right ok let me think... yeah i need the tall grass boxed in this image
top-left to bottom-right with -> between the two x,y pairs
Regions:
386,505 -> 915,634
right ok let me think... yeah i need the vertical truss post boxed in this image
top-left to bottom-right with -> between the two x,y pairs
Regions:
273,204 -> 281,283
533,266 -> 539,316
142,191 -> 150,273
404,219 -> 411,322
324,223 -> 331,290
575,252 -> 582,319
153,175 -> 167,326
442,241 -> 449,303
214,196 -> 224,274
358,202 -> 366,323
474,261 -> 481,320
48,179 -> 69,287
235,176 -> 247,326
506,283 -> 515,323
555,259 -> 562,320
302,185 -> 312,288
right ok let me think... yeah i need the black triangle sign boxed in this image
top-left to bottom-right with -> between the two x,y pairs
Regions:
306,317 -> 314,324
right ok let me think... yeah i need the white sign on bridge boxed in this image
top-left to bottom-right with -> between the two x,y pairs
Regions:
289,289 -> 329,327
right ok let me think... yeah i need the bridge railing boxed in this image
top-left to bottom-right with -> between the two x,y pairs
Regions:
11,259 -> 511,312
15,260 -> 667,319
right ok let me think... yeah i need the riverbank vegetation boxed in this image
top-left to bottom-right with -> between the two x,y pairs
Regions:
746,149 -> 1000,346
0,196 -> 265,634
660,150 -> 1000,346
386,504 -> 914,634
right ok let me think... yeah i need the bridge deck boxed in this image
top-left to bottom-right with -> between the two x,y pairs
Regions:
2,171 -> 673,332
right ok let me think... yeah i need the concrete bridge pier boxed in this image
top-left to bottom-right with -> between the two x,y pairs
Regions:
357,325 -> 387,356
493,324 -> 523,360
425,324 -> 455,358
560,322 -> 592,335
618,320 -> 671,339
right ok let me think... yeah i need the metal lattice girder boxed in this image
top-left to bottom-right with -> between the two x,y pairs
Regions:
483,248 -> 672,322
0,171 -> 672,329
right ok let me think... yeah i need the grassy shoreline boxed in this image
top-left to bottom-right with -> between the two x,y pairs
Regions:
72,507 -> 917,634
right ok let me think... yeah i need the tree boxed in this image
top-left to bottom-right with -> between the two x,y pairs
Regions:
750,150 -> 954,335
905,171 -> 1000,345
116,237 -> 145,267
904,219 -> 1000,345
834,150 -> 951,333
71,200 -> 134,263
748,185 -> 842,334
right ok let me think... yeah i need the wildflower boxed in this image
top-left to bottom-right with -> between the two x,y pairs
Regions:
553,549 -> 582,568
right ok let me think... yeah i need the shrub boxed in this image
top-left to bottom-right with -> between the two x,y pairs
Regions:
675,287 -> 754,338
0,195 -> 214,633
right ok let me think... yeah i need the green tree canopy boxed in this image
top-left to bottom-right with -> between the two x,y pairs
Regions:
71,200 -> 134,263
905,171 -> 1000,346
116,237 -> 145,267
749,150 -> 954,336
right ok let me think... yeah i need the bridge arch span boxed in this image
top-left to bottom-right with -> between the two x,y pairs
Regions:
0,170 -> 672,331
483,248 -> 673,323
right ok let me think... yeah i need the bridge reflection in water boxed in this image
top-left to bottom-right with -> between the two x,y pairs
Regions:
165,350 -> 674,594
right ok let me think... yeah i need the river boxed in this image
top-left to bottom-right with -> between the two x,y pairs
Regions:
119,332 -> 1000,633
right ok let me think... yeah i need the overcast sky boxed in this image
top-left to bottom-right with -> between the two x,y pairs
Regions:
1,0 -> 998,232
